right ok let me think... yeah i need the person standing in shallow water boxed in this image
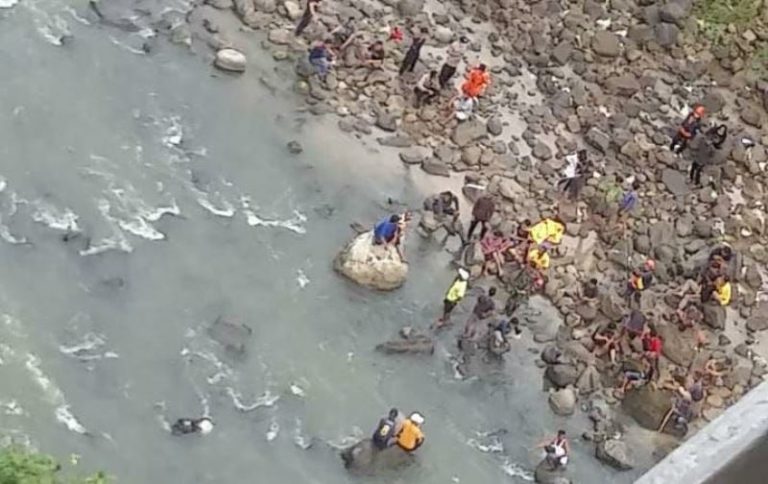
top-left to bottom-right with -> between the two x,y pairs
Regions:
433,268 -> 470,329
399,28 -> 428,75
294,0 -> 321,37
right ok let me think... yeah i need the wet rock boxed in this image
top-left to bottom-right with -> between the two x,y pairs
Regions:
622,386 -> 672,430
487,116 -> 503,136
534,460 -> 571,484
577,365 -> 602,395
399,146 -> 431,164
452,119 -> 487,147
287,140 -> 303,154
549,387 -> 576,416
702,303 -> 726,330
585,127 -> 611,153
541,345 -> 563,365
606,74 -> 641,97
421,158 -> 451,177
376,112 -> 398,132
334,231 -> 408,291
376,335 -> 434,355
208,317 -> 253,356
596,439 -> 634,470
545,364 -> 580,388
592,31 -> 622,57
341,439 -> 414,475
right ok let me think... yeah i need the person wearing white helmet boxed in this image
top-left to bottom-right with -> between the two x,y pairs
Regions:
433,268 -> 470,329
171,417 -> 214,436
396,412 -> 425,452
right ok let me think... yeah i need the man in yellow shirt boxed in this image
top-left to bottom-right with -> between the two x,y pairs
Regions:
396,412 -> 425,452
434,268 -> 469,328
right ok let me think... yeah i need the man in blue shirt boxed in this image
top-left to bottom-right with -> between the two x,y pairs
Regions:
374,215 -> 400,244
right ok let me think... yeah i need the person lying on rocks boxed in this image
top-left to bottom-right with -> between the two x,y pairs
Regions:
414,70 -> 440,108
623,259 -> 655,305
670,104 -> 706,155
675,296 -> 704,331
704,356 -> 731,387
466,195 -> 495,242
433,268 -> 470,329
308,39 -> 335,82
538,430 -> 570,470
364,40 -> 386,68
462,287 -> 497,341
481,230 -> 512,277
526,244 -> 551,287
443,94 -> 476,123
294,0 -> 321,37
329,16 -> 358,51
461,64 -> 490,99
615,357 -> 653,398
592,322 -> 619,364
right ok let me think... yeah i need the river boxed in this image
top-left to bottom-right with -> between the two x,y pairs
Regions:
0,1 -> 649,482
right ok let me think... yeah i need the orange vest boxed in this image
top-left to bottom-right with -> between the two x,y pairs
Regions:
462,70 -> 489,98
396,419 -> 424,451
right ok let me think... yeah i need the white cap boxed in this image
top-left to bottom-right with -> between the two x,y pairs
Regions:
458,268 -> 469,280
409,412 -> 425,425
198,418 -> 214,435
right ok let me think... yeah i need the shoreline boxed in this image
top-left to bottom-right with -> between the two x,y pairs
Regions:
71,0 -> 768,481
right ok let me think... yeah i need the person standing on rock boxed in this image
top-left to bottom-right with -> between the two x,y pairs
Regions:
462,286 -> 497,341
438,36 -> 468,89
294,0 -> 321,37
616,179 -> 641,228
434,268 -> 470,329
399,27 -> 428,76
557,149 -> 588,201
624,259 -> 655,304
670,104 -> 706,155
466,195 -> 495,242
308,39 -> 334,82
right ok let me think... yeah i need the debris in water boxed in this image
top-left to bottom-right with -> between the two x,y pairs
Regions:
296,270 -> 310,289
266,421 -> 280,442
501,460 -> 534,481
289,383 -> 306,398
226,388 -> 280,412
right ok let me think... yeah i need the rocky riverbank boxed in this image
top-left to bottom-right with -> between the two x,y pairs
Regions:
86,0 -> 768,480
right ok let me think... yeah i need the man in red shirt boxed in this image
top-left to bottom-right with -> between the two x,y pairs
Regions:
643,327 -> 662,379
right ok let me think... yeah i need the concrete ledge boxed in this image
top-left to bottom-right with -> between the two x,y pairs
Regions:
635,381 -> 768,484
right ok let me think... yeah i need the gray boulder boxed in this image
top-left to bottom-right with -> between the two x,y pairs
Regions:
702,303 -> 726,330
334,231 -> 408,291
654,23 -> 680,47
596,439 -> 635,470
592,31 -> 621,57
541,345 -> 563,365
452,119 -> 487,147
585,127 -> 611,153
576,365 -> 602,394
399,147 -> 431,165
545,364 -> 580,388
534,460 -> 571,484
622,386 -> 672,430
549,387 -> 576,415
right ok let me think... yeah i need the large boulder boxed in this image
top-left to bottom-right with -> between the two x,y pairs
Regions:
334,231 -> 408,291
534,460 -> 571,484
657,322 -> 696,367
545,364 -> 580,388
595,439 -> 635,470
576,365 -> 602,394
549,387 -> 576,415
341,439 -> 414,475
621,386 -> 673,430
214,49 -> 247,73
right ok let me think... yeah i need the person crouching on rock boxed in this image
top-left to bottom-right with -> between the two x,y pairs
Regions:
373,214 -> 405,261
171,417 -> 214,436
670,104 -> 705,155
538,430 -> 570,470
372,408 -> 402,450
395,412 -> 425,452
433,268 -> 470,329
624,258 -> 655,305
414,70 -> 440,108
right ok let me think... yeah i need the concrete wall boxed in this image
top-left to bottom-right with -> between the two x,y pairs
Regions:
635,381 -> 768,484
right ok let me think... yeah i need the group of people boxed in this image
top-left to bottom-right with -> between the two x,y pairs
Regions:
294,3 -> 492,123
371,408 -> 425,453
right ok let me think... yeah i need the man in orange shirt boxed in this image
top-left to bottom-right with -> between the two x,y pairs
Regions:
395,412 -> 425,452
461,64 -> 490,98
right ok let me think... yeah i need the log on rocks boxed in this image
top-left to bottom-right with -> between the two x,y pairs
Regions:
376,335 -> 434,355
334,231 -> 408,291
340,439 -> 414,475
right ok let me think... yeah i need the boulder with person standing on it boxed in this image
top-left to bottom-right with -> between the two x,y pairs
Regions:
334,231 -> 408,291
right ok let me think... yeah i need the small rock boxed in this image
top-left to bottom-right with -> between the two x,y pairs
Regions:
592,31 -> 622,57
586,127 -> 611,153
399,146 -> 431,164
487,117 -> 503,136
421,158 -> 451,177
376,112 -> 398,132
214,48 -> 247,73
286,140 -> 303,154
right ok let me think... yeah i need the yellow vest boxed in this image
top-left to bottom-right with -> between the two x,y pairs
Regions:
527,248 -> 550,270
715,282 -> 731,306
396,420 -> 424,452
445,279 -> 468,302
529,219 -> 565,245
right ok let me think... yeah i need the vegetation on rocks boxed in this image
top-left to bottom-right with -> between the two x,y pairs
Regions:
694,0 -> 768,73
0,446 -> 110,484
